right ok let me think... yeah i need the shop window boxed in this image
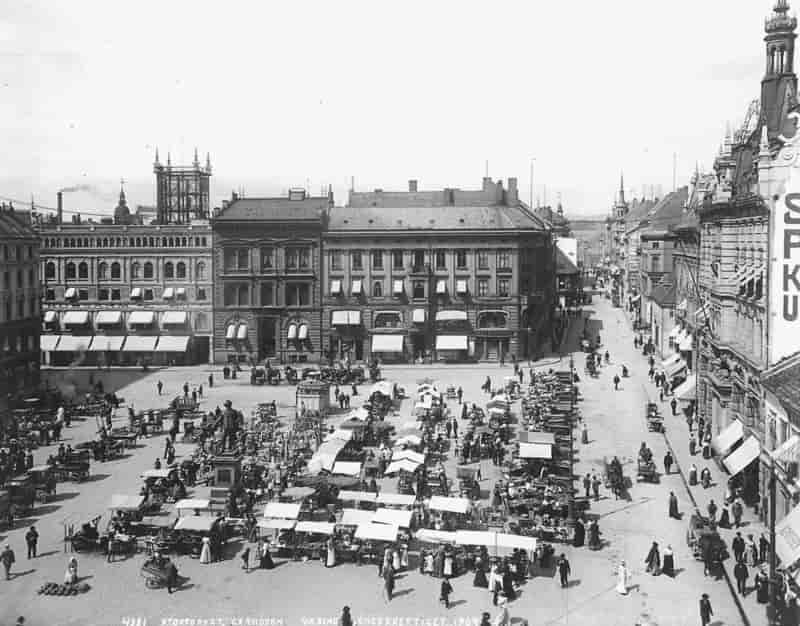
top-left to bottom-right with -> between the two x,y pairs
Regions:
477,311 -> 508,329
374,312 -> 402,328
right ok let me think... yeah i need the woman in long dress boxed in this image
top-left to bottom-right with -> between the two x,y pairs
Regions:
424,551 -> 434,575
662,545 -> 675,577
200,537 -> 212,564
64,557 -> 78,584
572,519 -> 585,547
326,537 -> 336,568
443,552 -> 453,577
488,565 -> 500,598
260,540 -> 274,569
473,561 -> 488,587
616,561 -> 629,595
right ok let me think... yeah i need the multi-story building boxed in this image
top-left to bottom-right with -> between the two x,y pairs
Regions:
211,188 -> 330,365
39,152 -> 215,366
321,177 -> 554,363
0,205 -> 40,407
621,197 -> 658,303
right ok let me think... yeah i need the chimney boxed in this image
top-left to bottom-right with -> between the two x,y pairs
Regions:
57,191 -> 63,224
408,179 -> 418,192
507,177 -> 518,205
482,177 -> 493,192
495,179 -> 504,204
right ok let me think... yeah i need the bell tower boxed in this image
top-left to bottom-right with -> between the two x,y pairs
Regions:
762,0 -> 798,138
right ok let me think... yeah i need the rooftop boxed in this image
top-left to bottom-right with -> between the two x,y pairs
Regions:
0,207 -> 37,239
214,189 -> 330,222
640,187 -> 689,236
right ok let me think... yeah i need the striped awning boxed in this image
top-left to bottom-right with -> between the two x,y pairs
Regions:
130,288 -> 143,300
40,335 -> 60,351
155,336 -> 190,353
123,335 -> 158,352
43,311 -> 58,323
162,288 -> 175,300
64,287 -> 78,300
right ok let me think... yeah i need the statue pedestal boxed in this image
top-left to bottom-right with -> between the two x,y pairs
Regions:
211,453 -> 241,489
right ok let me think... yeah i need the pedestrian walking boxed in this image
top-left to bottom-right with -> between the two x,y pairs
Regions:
583,474 -> 591,498
663,451 -> 673,475
732,532 -> 745,563
732,498 -> 744,528
24,526 -> 37,559
382,566 -> 395,602
613,374 -> 620,391
699,593 -> 713,626
668,491 -> 680,519
670,397 -> 677,416
707,499 -> 718,523
198,384 -> 203,398
1,544 -> 15,580
208,373 -> 213,388
734,560 -> 749,595
580,421 -> 588,444
165,560 -> 178,594
440,576 -> 453,608
183,382 -> 189,396
644,541 -> 660,574
759,533 -> 769,564
457,386 -> 463,404
338,607 -> 352,626
616,560 -> 630,594
659,387 -> 664,402
662,544 -> 675,577
557,553 -> 571,588
157,380 -> 163,396
591,474 -> 601,501
240,547 -> 250,571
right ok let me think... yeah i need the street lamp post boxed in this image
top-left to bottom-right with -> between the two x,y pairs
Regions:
426,263 -> 435,363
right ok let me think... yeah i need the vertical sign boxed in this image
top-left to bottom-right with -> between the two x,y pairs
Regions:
772,160 -> 800,362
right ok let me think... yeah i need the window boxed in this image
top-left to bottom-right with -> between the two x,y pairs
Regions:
371,251 -> 383,270
176,262 -> 186,279
17,270 -> 23,288
260,248 -> 274,270
29,297 -> 36,317
224,284 -> 249,306
28,268 -> 34,285
99,288 -> 109,301
498,278 -> 510,297
196,288 -> 207,301
477,311 -> 508,328
195,312 -> 209,331
4,301 -> 10,321
164,262 -> 174,279
330,250 -> 343,271
374,312 -> 402,328
224,248 -> 249,271
392,250 -> 403,270
352,251 -> 363,271
285,283 -> 310,306
456,250 -> 467,269
651,257 -> 661,273
435,251 -> 446,270
497,250 -> 511,270
372,281 -> 383,297
131,262 -> 141,279
45,262 -> 56,280
18,300 -> 24,317
78,289 -> 88,301
413,250 -> 425,270
45,289 -> 55,301
66,262 -> 76,279
144,289 -> 154,301
144,262 -> 154,279
111,262 -> 121,279
112,289 -> 121,301
260,283 -> 274,306
412,281 -> 425,299
195,262 -> 206,280
286,247 -> 298,269
477,251 -> 489,270
98,262 -> 107,279
477,279 -> 489,297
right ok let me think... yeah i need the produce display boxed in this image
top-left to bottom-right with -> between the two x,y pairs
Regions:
37,582 -> 91,596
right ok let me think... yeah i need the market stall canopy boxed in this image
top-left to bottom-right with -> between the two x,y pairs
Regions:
141,469 -> 173,479
723,436 -> 760,475
325,429 -> 353,442
175,498 -> 210,510
395,434 -> 422,446
174,516 -> 218,533
281,486 -> 316,500
519,442 -> 553,459
376,493 -> 416,507
345,407 -> 370,422
384,459 -> 421,475
775,502 -> 800,567
308,438 -> 348,474
455,530 -> 497,547
415,529 -> 458,544
372,508 -> 413,527
674,375 -> 696,402
295,521 -> 335,535
518,431 -> 556,445
711,419 -> 744,456
370,381 -> 394,397
416,383 -> 434,393
257,518 -> 296,531
108,495 -> 145,511
488,407 -> 506,417
428,496 -> 470,514
332,461 -> 362,476
355,522 -> 399,542
392,449 -> 425,465
415,398 -> 433,411
371,335 -> 404,353
496,533 -> 537,552
418,389 -> 442,399
337,490 -> 378,503
339,509 -> 375,526
264,502 -> 301,519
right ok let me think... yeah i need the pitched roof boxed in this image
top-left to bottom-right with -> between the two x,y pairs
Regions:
651,282 -> 676,307
0,210 -> 37,239
762,352 -> 800,427
555,247 -> 579,275
641,188 -> 689,235
327,204 -> 546,232
215,196 -> 328,222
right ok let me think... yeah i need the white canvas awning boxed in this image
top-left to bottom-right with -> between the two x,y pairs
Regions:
772,435 -> 800,463
723,436 -> 760,475
661,353 -> 681,369
436,310 -> 467,321
412,308 -> 426,323
40,335 -> 60,351
176,287 -> 186,299
295,521 -> 335,535
297,323 -> 308,340
162,288 -> 175,300
518,431 -> 556,445
674,374 -> 696,402
175,498 -> 211,510
332,461 -> 362,476
436,335 -> 468,350
155,335 -> 190,353
339,509 -> 375,526
416,529 -> 457,544
337,490 -> 378,503
174,516 -> 218,533
496,533 -> 537,552
456,280 -> 468,295
43,310 -> 58,323
712,419 -> 744,456
372,334 -> 404,352
331,310 -> 349,326
62,310 -> 89,326
679,334 -> 694,351
665,359 -> 687,379
257,518 -> 296,531
376,493 -> 415,507
287,324 -> 297,340
436,279 -> 447,294
236,324 -> 247,340
396,434 -> 421,446
122,335 -> 158,352
225,324 -> 236,340
428,496 -> 470,514
95,311 -> 122,326
392,280 -> 404,295
519,442 -> 552,459
455,530 -> 497,547
775,502 -> 800,567
392,449 -> 425,464
65,287 -> 77,299
630,294 -> 641,303
141,469 -> 173,479
330,279 -> 342,295
87,335 -> 125,352
264,502 -> 301,519
128,311 -> 154,325
54,335 -> 92,352
129,288 -> 142,300
326,429 -> 353,442
373,508 -> 413,527
108,494 -> 145,511
355,522 -> 398,542
384,459 -> 421,475
161,311 -> 187,325
370,381 -> 394,396
351,279 -> 363,295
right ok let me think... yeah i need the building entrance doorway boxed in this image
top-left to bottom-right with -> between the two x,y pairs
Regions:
258,317 -> 277,361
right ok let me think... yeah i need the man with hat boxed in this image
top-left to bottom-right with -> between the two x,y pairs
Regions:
1,543 -> 15,580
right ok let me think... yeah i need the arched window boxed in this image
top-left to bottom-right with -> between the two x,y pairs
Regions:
98,262 -> 107,279
78,262 -> 88,279
45,262 -> 56,280
131,262 -> 141,279
135,237 -> 141,247
101,238 -> 107,247
196,262 -> 206,280
69,238 -> 75,248
76,238 -> 82,248
148,237 -> 154,247
83,238 -> 89,248
111,262 -> 121,279
65,262 -> 76,279
372,281 -> 383,297
176,262 -> 186,279
181,237 -> 187,247
162,237 -> 167,247
115,238 -> 121,247
164,262 -> 174,279
201,237 -> 207,247
144,262 -> 154,279
168,237 -> 174,247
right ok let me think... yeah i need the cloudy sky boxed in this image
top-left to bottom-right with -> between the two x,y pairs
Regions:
0,0 -> 778,218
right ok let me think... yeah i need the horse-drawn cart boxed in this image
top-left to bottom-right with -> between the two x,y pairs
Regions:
645,403 -> 664,433
603,457 -> 625,498
686,513 -> 728,573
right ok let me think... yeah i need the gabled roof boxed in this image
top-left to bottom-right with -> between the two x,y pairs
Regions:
0,210 -> 37,239
641,187 -> 689,236
762,351 -> 800,426
215,196 -> 328,222
651,282 -> 676,307
555,248 -> 579,275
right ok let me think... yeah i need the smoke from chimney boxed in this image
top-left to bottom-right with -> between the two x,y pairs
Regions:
59,184 -> 97,193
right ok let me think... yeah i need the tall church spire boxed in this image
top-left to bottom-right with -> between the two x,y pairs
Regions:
618,171 -> 626,205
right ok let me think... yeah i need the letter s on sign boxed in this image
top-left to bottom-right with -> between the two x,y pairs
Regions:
785,192 -> 800,224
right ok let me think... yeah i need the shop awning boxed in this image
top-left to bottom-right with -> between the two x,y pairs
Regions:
436,310 -> 467,322
415,529 -> 458,544
174,516 -> 218,533
62,310 -> 89,326
298,324 -> 308,340
412,308 -> 426,323
428,496 -> 470,514
723,436 -> 760,475
330,280 -> 342,295
176,287 -> 186,299
456,280 -> 468,295
225,324 -> 236,340
375,493 -> 415,507
155,336 -> 190,353
668,327 -> 681,339
43,311 -> 58,323
496,533 -> 537,552
295,521 -> 335,535
436,279 -> 447,294
162,288 -> 175,300
128,311 -> 154,325
287,324 -> 297,340
331,310 -> 349,326
518,442 -> 552,459
130,288 -> 142,300
40,335 -> 60,351
384,459 -> 421,475
122,335 -> 158,352
264,502 -> 301,519
392,449 -> 425,464
373,508 -> 413,527
95,311 -> 122,326
455,530 -> 497,547
339,509 -> 375,526
665,359 -> 687,379
355,522 -> 398,542
392,280 -> 404,295
332,461 -> 362,476
771,435 -> 800,463
674,374 -> 696,401
351,279 -> 362,295
161,311 -> 187,325
661,353 -> 681,369
712,419 -> 744,456
775,502 -> 800,566
372,334 -> 404,352
65,287 -> 77,300
236,324 -> 247,340
337,491 -> 377,503
87,335 -> 125,352
679,334 -> 694,351
54,335 -> 92,352
436,335 -> 468,350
